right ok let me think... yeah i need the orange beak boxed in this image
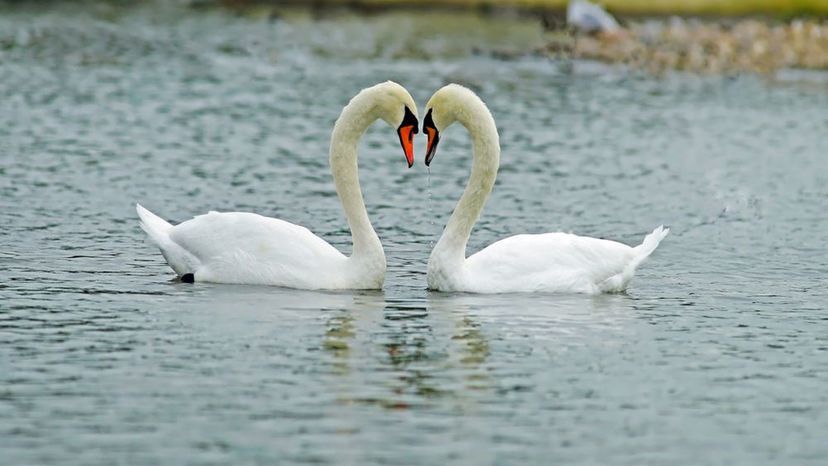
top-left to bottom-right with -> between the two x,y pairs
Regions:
423,108 -> 440,167
397,106 -> 419,168
397,125 -> 416,168
424,126 -> 440,167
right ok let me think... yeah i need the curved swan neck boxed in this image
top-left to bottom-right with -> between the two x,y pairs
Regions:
433,100 -> 500,265
330,92 -> 383,262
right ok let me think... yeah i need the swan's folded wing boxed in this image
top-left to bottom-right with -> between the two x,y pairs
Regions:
168,211 -> 345,269
465,232 -> 636,292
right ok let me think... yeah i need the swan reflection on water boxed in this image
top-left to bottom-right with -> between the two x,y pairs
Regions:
320,292 -> 493,410
320,290 -> 637,410
168,284 -> 637,412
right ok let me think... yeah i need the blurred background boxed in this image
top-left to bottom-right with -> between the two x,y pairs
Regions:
1,1 -> 827,465
208,0 -> 828,74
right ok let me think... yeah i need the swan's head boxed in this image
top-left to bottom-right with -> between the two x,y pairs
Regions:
371,81 -> 419,168
422,83 -> 484,167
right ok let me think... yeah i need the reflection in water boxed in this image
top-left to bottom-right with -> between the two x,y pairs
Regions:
320,293 -> 495,410
322,292 -> 386,375
428,294 -> 492,394
318,292 -> 635,412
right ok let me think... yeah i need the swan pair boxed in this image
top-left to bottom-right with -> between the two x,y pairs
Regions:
137,81 -> 668,294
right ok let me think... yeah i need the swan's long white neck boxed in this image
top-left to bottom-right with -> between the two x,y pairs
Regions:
329,92 -> 384,263
432,97 -> 500,268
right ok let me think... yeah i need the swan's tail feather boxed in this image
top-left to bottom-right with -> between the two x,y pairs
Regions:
631,225 -> 669,269
600,226 -> 668,293
136,203 -> 172,246
136,204 -> 199,277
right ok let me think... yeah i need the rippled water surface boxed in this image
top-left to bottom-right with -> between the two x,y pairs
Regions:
2,4 -> 828,465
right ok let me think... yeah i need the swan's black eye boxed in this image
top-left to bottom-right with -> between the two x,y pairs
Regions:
399,106 -> 419,133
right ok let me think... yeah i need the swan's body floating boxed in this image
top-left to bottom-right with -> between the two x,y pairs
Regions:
422,84 -> 668,294
137,81 -> 419,289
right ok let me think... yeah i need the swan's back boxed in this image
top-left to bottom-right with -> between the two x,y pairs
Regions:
171,211 -> 346,286
460,232 -> 630,293
170,211 -> 337,263
456,227 -> 668,294
138,205 -> 352,288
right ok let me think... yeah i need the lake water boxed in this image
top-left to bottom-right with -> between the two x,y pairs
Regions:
1,4 -> 827,465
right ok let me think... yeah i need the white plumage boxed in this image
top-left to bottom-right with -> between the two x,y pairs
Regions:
424,84 -> 668,294
136,81 -> 419,290
137,206 -> 351,288
439,227 -> 669,294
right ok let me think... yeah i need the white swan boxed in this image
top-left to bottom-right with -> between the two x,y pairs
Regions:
422,84 -> 668,294
137,81 -> 419,289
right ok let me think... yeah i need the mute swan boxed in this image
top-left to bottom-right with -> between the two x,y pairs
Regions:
422,84 -> 668,294
137,81 -> 419,289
